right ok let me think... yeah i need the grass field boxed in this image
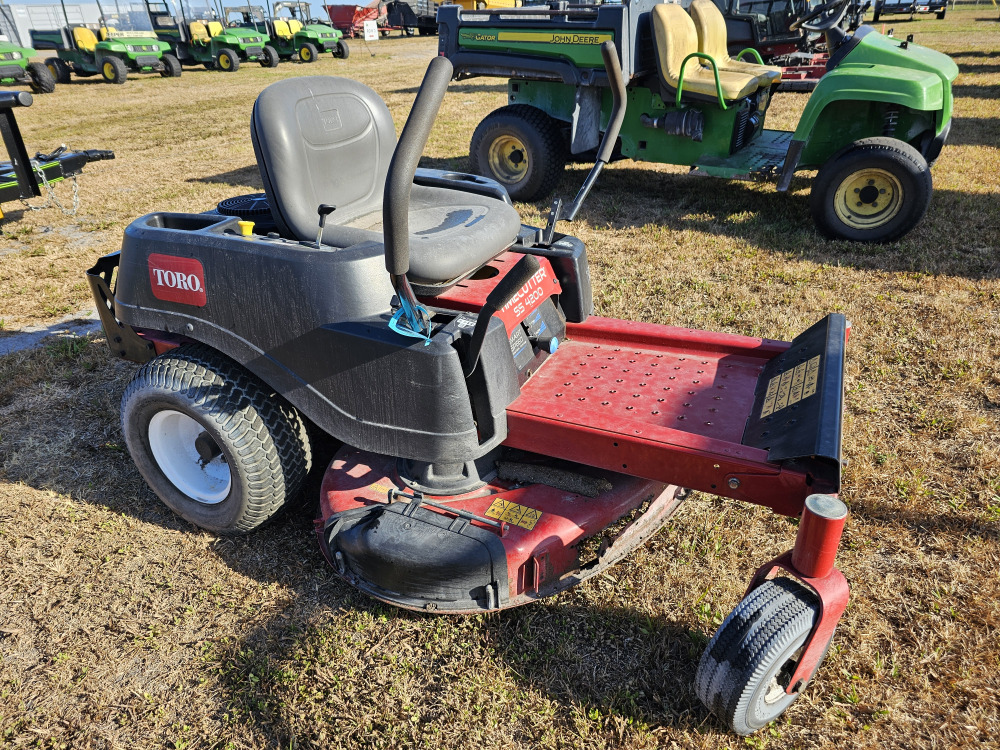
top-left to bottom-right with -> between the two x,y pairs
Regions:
1,8 -> 999,749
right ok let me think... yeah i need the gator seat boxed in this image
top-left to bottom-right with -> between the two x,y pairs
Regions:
288,19 -> 303,34
98,26 -> 116,40
207,21 -> 224,37
73,26 -> 98,52
189,21 -> 211,44
650,3 -> 767,104
689,0 -> 782,86
250,76 -> 521,290
273,19 -> 293,39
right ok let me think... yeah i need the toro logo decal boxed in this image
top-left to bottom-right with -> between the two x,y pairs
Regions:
148,254 -> 207,307
496,258 -> 561,334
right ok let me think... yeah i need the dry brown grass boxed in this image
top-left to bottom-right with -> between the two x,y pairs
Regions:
1,9 -> 999,749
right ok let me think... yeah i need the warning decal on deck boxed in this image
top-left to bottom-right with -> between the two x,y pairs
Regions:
484,498 -> 542,530
369,483 -> 394,497
761,355 -> 821,418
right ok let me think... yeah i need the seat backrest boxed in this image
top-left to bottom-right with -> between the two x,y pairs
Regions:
73,26 -> 98,51
689,0 -> 731,64
189,21 -> 211,43
207,21 -> 224,36
250,76 -> 397,242
273,19 -> 292,38
99,26 -> 116,40
650,3 -> 700,89
288,19 -> 303,34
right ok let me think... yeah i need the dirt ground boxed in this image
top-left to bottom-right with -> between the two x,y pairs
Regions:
1,9 -> 999,750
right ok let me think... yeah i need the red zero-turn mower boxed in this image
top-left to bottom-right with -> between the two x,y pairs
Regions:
87,46 -> 851,735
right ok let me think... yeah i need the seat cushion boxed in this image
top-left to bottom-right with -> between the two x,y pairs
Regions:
323,184 -> 522,286
690,0 -> 782,85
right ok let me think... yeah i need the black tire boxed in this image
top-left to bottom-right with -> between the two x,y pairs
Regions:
26,62 -> 56,94
120,345 -> 312,535
298,42 -> 319,62
469,104 -> 567,202
217,48 -> 239,72
695,578 -> 824,736
100,56 -> 128,84
334,39 -> 349,59
160,53 -> 182,77
936,9 -> 946,19
45,57 -> 71,84
810,136 -> 931,243
404,26 -> 415,36
260,44 -> 280,68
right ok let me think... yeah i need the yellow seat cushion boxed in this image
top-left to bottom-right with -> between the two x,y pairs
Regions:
287,19 -> 303,34
690,0 -> 782,85
99,26 -> 116,40
73,26 -> 98,52
650,3 -> 763,102
189,21 -> 211,44
207,21 -> 224,37
273,19 -> 292,38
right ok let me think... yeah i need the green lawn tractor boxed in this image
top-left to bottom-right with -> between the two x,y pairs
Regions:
0,36 -> 56,94
33,0 -> 181,84
148,0 -> 278,70
1,90 -> 114,222
440,0 -> 958,243
267,1 -> 349,61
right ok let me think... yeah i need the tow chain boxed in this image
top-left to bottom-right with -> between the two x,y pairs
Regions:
18,146 -> 82,217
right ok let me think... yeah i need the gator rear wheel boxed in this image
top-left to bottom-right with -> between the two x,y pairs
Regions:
120,345 -> 312,535
469,105 -> 566,202
101,56 -> 128,84
217,48 -> 239,72
45,57 -> 71,84
160,53 -> 182,77
334,40 -> 349,59
260,45 -> 280,68
695,578 -> 824,735
299,42 -> 318,62
26,62 -> 56,93
810,137 -> 931,243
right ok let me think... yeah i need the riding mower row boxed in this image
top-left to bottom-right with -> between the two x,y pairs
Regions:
86,38 -> 853,734
439,0 -> 958,243
1,91 -> 114,222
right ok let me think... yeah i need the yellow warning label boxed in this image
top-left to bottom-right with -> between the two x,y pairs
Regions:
760,355 -> 822,418
484,498 -> 542,530
496,30 -> 613,45
369,483 -> 394,497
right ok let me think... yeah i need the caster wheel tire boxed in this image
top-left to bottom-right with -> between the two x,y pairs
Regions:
45,57 -> 71,84
217,48 -> 239,72
101,56 -> 128,84
160,53 -> 182,77
121,344 -> 312,535
27,62 -> 56,93
695,578 -> 825,736
810,136 -> 931,243
469,104 -> 566,202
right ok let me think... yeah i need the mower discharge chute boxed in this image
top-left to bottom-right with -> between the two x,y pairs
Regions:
1,91 -> 115,221
440,0 -> 957,243
89,49 -> 852,735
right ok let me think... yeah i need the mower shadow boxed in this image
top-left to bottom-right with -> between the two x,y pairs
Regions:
186,166 -> 264,189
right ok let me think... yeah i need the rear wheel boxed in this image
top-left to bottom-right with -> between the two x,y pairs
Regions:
101,56 -> 127,84
45,57 -> 71,84
936,9 -> 946,19
298,42 -> 318,62
810,137 -> 931,243
334,39 -> 349,59
26,62 -> 56,93
120,345 -> 312,535
160,53 -> 182,77
469,104 -> 567,202
217,48 -> 239,72
695,578 -> 825,735
260,45 -> 280,67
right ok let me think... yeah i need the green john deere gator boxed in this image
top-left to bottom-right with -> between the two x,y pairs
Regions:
0,34 -> 56,94
267,1 -> 348,61
32,0 -> 181,84
439,0 -> 958,243
148,0 -> 278,70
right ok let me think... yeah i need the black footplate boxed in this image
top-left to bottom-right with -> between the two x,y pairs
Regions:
742,314 -> 847,493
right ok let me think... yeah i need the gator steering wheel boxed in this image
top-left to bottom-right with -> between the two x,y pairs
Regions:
789,0 -> 852,32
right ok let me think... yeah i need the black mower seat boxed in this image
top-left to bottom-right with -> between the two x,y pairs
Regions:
251,76 -> 521,289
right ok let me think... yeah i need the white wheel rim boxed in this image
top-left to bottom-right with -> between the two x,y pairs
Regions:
148,410 -> 231,504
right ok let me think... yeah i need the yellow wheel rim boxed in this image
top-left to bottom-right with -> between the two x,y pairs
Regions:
487,134 -> 529,184
103,61 -> 115,79
47,63 -> 57,77
300,47 -> 311,61
833,168 -> 903,230
219,55 -> 230,69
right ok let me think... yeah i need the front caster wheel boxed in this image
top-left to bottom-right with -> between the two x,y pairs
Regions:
695,578 -> 824,736
121,345 -> 312,535
810,136 -> 931,243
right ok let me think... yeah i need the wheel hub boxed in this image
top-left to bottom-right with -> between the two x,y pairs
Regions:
488,134 -> 529,184
148,410 -> 231,504
834,168 -> 903,229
